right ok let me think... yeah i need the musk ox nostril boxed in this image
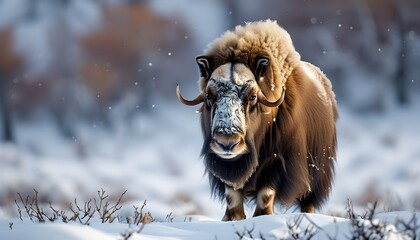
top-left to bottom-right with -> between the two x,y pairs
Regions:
216,140 -> 240,152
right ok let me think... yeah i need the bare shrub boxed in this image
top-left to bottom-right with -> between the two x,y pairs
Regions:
119,200 -> 154,240
15,189 -> 57,223
15,188 -> 129,225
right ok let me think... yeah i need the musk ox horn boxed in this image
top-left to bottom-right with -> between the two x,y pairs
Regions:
176,84 -> 205,106
258,86 -> 286,107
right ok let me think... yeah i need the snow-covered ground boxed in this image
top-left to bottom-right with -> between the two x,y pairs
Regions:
1,212 -> 418,239
0,99 -> 419,239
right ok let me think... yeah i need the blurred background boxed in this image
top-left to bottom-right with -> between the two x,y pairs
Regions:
0,0 -> 419,219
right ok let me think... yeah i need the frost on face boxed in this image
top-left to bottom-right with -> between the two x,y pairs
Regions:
208,63 -> 255,136
212,95 -> 245,135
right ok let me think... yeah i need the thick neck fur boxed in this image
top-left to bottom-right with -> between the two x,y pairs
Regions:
202,132 -> 258,191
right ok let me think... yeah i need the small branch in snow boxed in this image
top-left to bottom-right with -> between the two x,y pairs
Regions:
286,214 -> 318,240
302,214 -> 337,240
94,189 -> 127,223
49,202 -> 70,223
120,201 -> 153,240
14,199 -> 23,221
15,190 -> 55,223
165,212 -> 174,223
69,198 -> 95,225
395,213 -> 419,239
234,223 -> 254,239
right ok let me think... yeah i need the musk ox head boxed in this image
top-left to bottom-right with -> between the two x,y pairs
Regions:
177,56 -> 285,189
178,58 -> 284,160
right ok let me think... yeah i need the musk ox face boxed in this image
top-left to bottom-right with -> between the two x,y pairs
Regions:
177,56 -> 285,162
206,63 -> 257,161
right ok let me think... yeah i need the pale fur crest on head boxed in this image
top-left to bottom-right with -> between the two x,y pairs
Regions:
199,20 -> 301,97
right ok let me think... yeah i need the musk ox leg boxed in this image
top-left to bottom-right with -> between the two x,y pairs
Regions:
299,198 -> 315,213
222,186 -> 246,221
253,187 -> 276,217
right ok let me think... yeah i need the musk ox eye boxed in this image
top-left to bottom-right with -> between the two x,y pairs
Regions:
205,93 -> 214,107
249,94 -> 257,101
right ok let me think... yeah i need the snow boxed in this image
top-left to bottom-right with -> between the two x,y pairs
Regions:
330,103 -> 420,209
1,212 -> 417,239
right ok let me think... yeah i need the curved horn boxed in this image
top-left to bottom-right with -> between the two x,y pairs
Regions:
258,86 -> 286,107
176,84 -> 205,106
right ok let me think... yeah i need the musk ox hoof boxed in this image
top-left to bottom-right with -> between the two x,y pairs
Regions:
252,208 -> 274,217
300,202 -> 315,213
221,211 -> 246,221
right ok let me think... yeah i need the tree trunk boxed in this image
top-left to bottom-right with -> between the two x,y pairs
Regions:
0,76 -> 13,142
394,12 -> 409,105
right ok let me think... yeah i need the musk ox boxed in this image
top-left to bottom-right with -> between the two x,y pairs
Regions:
177,20 -> 338,221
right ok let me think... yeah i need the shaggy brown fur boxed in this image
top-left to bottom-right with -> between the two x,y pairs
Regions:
181,20 -> 338,219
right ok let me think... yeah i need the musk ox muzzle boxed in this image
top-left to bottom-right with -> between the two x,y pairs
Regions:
209,94 -> 248,160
